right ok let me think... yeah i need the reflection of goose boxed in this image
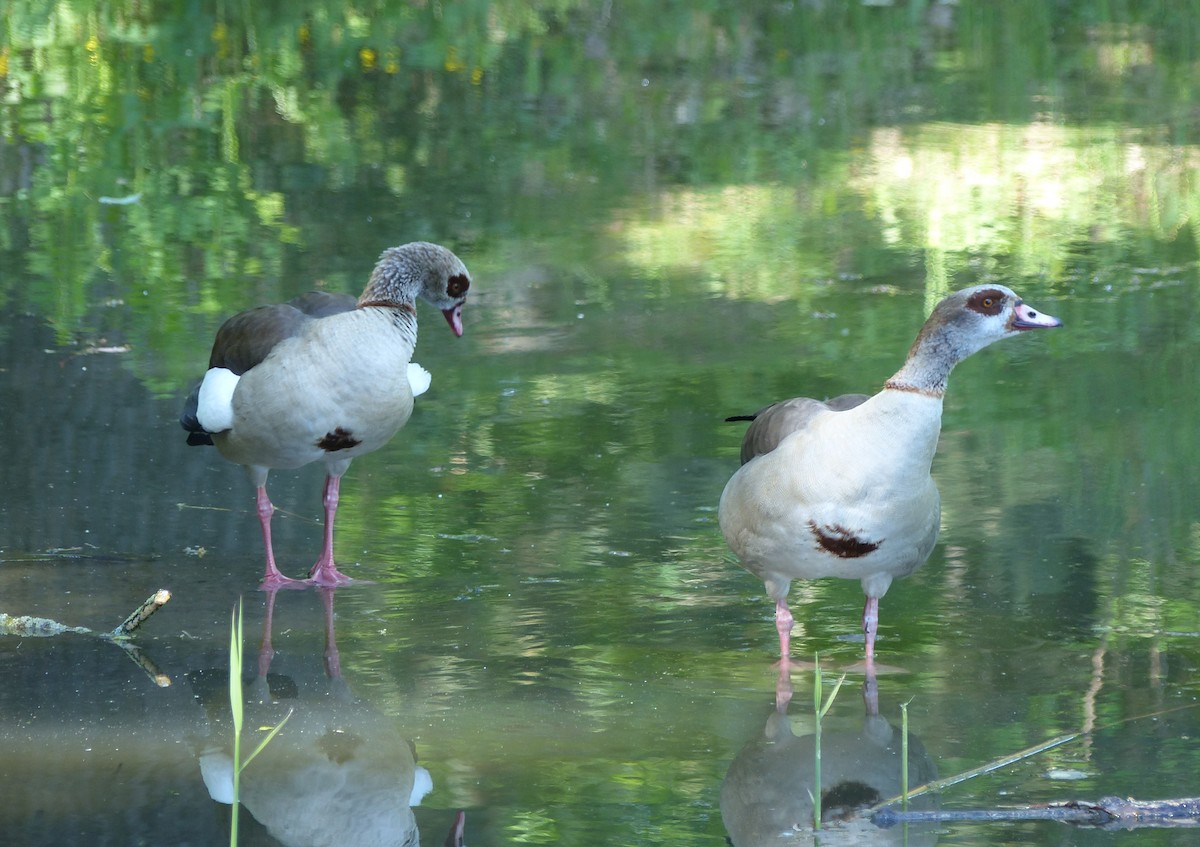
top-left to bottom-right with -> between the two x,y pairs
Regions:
720,286 -> 1061,663
180,242 -> 471,588
721,670 -> 938,846
443,810 -> 466,847
192,588 -> 439,846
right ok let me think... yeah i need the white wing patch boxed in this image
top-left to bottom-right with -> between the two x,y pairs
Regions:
409,765 -> 433,806
408,362 -> 432,397
196,367 -> 240,432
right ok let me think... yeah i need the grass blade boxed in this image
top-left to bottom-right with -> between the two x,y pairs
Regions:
240,709 -> 294,771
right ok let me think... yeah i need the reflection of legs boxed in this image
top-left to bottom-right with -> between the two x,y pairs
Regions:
775,597 -> 795,663
318,587 -> 341,679
775,662 -> 794,712
862,595 -> 879,663
258,586 -> 280,679
862,662 -> 879,717
308,473 -> 354,587
445,811 -> 466,847
774,598 -> 797,710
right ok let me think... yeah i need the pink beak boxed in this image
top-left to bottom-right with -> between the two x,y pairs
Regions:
1011,301 -> 1062,331
442,303 -> 464,337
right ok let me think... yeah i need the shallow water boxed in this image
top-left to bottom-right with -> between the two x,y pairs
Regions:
4,3 -> 1200,845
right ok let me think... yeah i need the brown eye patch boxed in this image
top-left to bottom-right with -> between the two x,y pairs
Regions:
967,288 -> 1005,316
447,274 -> 470,298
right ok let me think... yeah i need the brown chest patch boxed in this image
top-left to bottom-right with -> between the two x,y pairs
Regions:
809,522 -> 880,559
317,427 -> 361,452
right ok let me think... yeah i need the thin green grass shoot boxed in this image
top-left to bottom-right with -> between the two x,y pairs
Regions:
812,654 -> 846,831
901,698 -> 911,811
228,598 -> 292,847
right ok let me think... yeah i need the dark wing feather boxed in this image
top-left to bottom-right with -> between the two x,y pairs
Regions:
728,393 -> 870,465
179,385 -> 211,444
181,291 -> 357,444
208,291 -> 357,374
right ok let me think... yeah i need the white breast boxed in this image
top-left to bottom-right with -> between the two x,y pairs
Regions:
719,389 -> 944,583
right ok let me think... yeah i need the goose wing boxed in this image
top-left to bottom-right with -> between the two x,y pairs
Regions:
727,393 -> 870,465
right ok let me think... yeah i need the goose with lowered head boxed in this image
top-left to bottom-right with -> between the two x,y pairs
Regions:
181,241 -> 471,588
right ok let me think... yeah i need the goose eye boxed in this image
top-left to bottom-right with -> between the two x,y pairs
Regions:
447,273 -> 470,298
967,289 -> 1005,316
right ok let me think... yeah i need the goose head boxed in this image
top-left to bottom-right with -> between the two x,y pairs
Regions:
887,284 -> 1061,396
359,241 -> 472,336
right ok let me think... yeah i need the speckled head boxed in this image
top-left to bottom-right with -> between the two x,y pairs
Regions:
360,241 -> 471,336
887,284 -> 1062,395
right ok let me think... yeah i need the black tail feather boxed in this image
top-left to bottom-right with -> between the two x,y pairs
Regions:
180,383 -> 214,446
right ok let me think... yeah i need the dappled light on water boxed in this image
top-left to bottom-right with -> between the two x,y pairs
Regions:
5,1 -> 1200,844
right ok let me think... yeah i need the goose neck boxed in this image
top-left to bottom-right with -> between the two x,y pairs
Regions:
884,324 -> 971,396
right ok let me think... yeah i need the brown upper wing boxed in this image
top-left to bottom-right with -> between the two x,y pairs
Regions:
729,393 -> 870,465
208,291 -> 357,374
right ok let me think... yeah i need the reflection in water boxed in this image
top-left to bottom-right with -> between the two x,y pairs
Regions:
722,669 -> 938,846
190,588 -> 442,847
9,3 -> 1200,843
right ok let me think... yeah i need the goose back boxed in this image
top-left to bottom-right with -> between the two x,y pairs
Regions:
211,291 -> 358,375
215,307 -> 419,471
179,292 -> 358,444
731,393 -> 871,465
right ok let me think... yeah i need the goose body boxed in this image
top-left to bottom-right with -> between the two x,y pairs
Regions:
719,285 -> 1061,664
181,242 -> 471,588
210,307 -> 420,470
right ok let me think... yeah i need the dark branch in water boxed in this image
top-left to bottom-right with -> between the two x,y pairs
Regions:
873,797 -> 1200,830
111,589 -> 173,636
1,589 -> 172,639
1,589 -> 173,687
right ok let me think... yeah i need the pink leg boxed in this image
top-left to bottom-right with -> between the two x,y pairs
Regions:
257,486 -> 303,590
775,598 -> 795,664
862,595 -> 880,664
307,474 -> 354,586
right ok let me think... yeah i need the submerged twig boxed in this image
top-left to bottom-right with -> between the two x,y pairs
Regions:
873,796 -> 1200,830
875,730 -> 1082,807
872,701 -> 1200,811
1,590 -> 173,686
1,589 -> 171,640
1,614 -> 91,637
111,589 -> 172,637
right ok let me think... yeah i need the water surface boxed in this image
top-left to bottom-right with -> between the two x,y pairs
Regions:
3,2 -> 1200,845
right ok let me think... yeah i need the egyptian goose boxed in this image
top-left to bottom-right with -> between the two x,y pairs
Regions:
719,285 -> 1061,664
180,241 -> 470,588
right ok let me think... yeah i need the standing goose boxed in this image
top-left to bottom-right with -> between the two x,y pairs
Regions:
181,241 -> 471,588
719,285 -> 1061,664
